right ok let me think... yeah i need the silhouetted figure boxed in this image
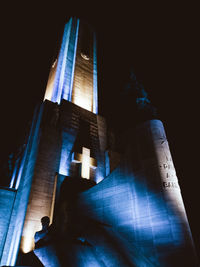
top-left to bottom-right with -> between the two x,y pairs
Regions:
34,216 -> 51,248
34,216 -> 61,266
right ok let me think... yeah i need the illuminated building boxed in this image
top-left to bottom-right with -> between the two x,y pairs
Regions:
0,17 -> 199,266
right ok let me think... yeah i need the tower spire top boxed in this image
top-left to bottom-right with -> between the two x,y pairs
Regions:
44,17 -> 98,114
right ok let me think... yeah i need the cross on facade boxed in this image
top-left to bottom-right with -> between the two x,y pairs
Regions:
72,147 -> 97,179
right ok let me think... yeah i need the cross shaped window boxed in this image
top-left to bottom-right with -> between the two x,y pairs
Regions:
72,147 -> 97,179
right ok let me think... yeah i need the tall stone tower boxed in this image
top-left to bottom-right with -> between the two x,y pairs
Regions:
44,17 -> 98,113
0,17 -> 199,267
0,17 -> 106,265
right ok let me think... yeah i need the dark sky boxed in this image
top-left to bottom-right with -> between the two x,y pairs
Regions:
0,2 -> 199,258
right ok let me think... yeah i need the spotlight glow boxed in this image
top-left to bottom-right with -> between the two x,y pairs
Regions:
73,95 -> 93,112
21,233 -> 35,254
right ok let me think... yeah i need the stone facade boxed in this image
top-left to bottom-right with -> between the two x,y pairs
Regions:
20,99 -> 107,256
0,16 -> 198,267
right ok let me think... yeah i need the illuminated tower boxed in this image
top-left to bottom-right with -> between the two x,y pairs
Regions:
0,17 -> 106,265
0,17 -> 198,267
20,17 -> 104,255
44,17 -> 98,113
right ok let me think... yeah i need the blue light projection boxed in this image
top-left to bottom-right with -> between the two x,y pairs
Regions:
59,130 -> 77,176
9,157 -> 20,188
45,17 -> 98,114
51,19 -> 72,103
95,174 -> 104,184
78,162 -> 191,266
1,104 -> 44,266
51,18 -> 80,104
93,32 -> 98,114
14,146 -> 28,190
62,19 -> 79,102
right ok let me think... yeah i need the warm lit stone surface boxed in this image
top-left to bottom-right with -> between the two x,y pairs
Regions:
21,102 -> 61,252
43,18 -> 98,114
72,23 -> 94,112
19,99 -> 106,256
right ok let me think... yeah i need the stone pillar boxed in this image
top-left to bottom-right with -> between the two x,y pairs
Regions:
20,102 -> 61,254
135,119 -> 198,266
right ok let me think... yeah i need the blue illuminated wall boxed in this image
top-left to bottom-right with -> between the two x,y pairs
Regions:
77,120 -> 198,266
0,188 -> 16,260
58,100 -> 106,182
44,17 -> 98,114
0,97 -> 105,265
26,119 -> 198,266
51,18 -> 79,103
2,106 -> 198,266
0,104 -> 44,266
93,33 -> 98,114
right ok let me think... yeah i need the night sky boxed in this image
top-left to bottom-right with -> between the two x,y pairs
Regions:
0,2 -> 199,258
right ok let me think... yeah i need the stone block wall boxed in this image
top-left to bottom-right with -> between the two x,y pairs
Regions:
21,101 -> 61,252
59,100 -> 106,182
77,120 -> 199,267
0,187 -> 16,259
1,104 -> 44,265
72,22 -> 94,112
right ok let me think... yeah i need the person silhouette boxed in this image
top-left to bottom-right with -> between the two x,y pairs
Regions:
34,216 -> 61,266
34,216 -> 51,248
